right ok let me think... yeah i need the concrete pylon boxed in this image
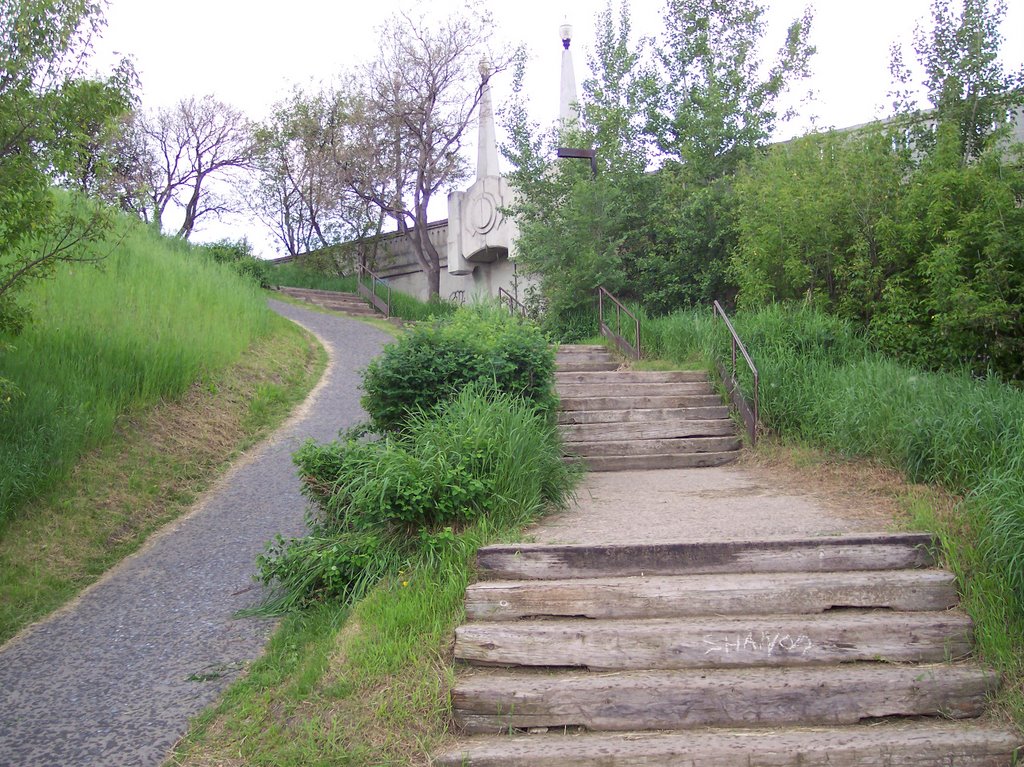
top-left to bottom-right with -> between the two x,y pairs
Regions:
447,59 -> 518,277
559,22 -> 578,127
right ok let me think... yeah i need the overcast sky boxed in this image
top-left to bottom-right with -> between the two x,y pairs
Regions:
91,0 -> 1024,256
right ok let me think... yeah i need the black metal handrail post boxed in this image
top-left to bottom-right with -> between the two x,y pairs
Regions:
497,287 -> 527,318
713,300 -> 759,444
357,264 -> 391,319
597,287 -> 640,360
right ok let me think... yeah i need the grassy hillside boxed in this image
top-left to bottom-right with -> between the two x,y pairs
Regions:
0,217 -> 275,526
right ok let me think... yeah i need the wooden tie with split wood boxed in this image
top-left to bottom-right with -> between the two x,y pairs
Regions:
433,345 -> 1021,765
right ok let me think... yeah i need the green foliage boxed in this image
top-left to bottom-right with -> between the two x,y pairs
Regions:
1,0 -> 135,335
269,263 -> 358,293
653,0 -> 815,180
360,302 -> 556,432
651,303 -> 1024,670
259,385 -> 576,611
505,0 -> 815,321
0,213 -> 274,524
733,129 -> 910,317
733,122 -> 1024,379
893,0 -> 1024,162
199,238 -> 271,288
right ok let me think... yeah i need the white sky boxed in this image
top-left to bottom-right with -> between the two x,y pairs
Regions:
92,0 -> 1024,256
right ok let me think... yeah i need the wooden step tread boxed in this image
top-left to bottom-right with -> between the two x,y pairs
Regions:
557,382 -> 715,397
565,436 -> 742,457
556,345 -> 611,353
455,610 -> 973,669
452,663 -> 999,733
577,452 -> 741,471
559,394 -> 724,411
560,419 -> 736,442
434,722 -> 1021,766
464,569 -> 958,621
555,371 -> 709,384
556,361 -> 621,372
475,533 -> 939,580
558,406 -> 731,424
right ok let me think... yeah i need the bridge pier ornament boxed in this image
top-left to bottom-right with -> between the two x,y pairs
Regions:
447,58 -> 518,275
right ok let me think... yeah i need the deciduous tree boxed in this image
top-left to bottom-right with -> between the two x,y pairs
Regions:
336,7 -> 506,296
1,0 -> 132,336
131,95 -> 253,239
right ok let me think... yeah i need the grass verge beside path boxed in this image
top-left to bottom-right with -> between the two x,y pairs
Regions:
169,528 -> 512,767
0,314 -> 326,644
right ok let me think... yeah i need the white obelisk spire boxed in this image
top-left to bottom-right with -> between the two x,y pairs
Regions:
477,58 -> 500,179
559,22 -> 578,127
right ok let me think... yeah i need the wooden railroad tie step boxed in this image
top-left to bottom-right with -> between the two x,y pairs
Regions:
474,534 -> 939,580
433,722 -> 1022,767
564,435 -> 742,457
576,452 -> 741,471
463,569 -> 959,621
452,663 -> 999,734
559,394 -> 724,411
556,382 -> 715,398
554,370 -> 709,384
558,405 -> 731,424
555,361 -> 621,372
455,610 -> 973,669
560,419 -> 736,442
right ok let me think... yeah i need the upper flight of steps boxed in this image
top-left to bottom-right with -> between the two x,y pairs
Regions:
434,533 -> 1022,766
555,344 -> 741,471
274,286 -> 378,318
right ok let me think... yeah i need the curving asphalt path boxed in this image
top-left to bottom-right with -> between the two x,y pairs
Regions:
0,299 -> 391,767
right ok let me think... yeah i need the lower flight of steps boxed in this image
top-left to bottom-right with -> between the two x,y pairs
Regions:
555,344 -> 741,471
434,533 -> 1022,766
274,286 -> 379,317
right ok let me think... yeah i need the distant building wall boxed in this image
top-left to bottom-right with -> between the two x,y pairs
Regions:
272,219 -> 533,305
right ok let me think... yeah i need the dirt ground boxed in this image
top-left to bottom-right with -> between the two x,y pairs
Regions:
527,442 -> 946,545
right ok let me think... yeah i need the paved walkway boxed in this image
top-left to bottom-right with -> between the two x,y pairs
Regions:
528,463 -> 897,545
0,300 -> 390,767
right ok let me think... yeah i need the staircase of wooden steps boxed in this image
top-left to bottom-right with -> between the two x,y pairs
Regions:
274,286 -> 379,317
434,533 -> 1022,765
555,344 -> 742,471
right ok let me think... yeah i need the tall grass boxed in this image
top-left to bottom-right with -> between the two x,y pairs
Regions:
0,219 -> 274,525
645,302 -> 1024,679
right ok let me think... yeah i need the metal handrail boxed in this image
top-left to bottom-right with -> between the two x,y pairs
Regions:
357,264 -> 391,319
713,300 -> 759,445
598,287 -> 640,360
498,287 -> 527,318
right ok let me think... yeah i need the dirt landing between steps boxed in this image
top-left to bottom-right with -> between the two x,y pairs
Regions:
530,453 -> 908,545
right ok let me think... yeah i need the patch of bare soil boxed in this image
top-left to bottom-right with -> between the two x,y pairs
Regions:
737,439 -> 960,529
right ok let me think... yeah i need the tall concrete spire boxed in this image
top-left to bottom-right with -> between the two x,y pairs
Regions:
477,58 -> 500,179
558,22 -> 578,126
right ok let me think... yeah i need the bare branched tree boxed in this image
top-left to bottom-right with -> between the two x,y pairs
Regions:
250,87 -> 382,258
130,95 -> 252,239
335,7 -> 507,295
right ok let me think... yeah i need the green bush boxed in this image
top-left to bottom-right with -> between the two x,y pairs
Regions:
259,385 -> 577,611
361,302 -> 556,432
199,238 -> 271,288
295,384 -> 573,534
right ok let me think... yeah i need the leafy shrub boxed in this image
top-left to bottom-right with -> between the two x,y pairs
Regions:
260,385 -> 576,611
295,384 -> 574,534
361,302 -> 556,432
200,238 -> 270,288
